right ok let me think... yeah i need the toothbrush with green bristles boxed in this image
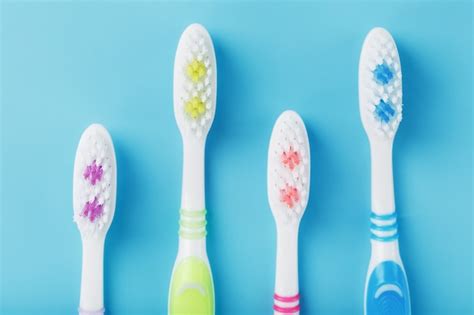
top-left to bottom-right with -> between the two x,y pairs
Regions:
168,23 -> 216,315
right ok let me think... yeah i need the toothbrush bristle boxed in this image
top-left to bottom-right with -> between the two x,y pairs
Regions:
359,28 -> 402,139
174,24 -> 216,138
268,111 -> 310,224
73,124 -> 116,237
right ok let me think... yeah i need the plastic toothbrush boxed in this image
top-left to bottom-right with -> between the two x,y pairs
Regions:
168,23 -> 216,315
359,27 -> 411,314
73,124 -> 117,315
268,110 -> 310,315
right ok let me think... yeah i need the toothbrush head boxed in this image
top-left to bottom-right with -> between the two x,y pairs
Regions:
267,111 -> 310,225
73,124 -> 117,238
174,23 -> 217,140
359,27 -> 403,141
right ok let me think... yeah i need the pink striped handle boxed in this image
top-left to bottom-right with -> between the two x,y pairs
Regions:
274,293 -> 300,302
273,304 -> 301,313
273,293 -> 300,314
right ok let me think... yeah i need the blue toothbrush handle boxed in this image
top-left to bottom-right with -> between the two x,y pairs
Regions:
365,212 -> 411,315
366,261 -> 411,315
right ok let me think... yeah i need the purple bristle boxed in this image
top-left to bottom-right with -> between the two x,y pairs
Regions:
83,160 -> 103,185
82,197 -> 104,222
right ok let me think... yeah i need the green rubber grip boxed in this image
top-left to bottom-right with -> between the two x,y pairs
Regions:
169,257 -> 214,315
179,209 -> 207,240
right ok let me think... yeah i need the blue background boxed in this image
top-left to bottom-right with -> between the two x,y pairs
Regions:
1,1 -> 472,314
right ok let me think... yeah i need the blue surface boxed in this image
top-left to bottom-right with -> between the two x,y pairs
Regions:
1,1 -> 472,314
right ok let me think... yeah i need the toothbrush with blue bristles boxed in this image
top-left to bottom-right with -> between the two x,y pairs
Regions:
359,27 -> 411,315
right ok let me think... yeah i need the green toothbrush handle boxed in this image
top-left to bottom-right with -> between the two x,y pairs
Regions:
169,209 -> 214,315
169,256 -> 214,315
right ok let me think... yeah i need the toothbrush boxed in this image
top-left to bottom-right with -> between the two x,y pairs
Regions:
73,124 -> 117,315
268,110 -> 310,315
169,23 -> 216,315
359,27 -> 411,314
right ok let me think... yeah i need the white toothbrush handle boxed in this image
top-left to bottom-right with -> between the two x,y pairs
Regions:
365,142 -> 411,314
80,237 -> 104,314
274,226 -> 300,315
169,137 -> 214,315
369,240 -> 401,265
370,141 -> 395,215
181,138 -> 205,210
178,137 -> 208,256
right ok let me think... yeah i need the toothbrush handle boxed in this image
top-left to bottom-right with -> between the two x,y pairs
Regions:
274,227 -> 300,315
365,213 -> 411,315
80,237 -> 104,314
169,209 -> 214,315
78,309 -> 105,315
365,244 -> 411,315
370,141 -> 395,215
181,138 -> 205,210
170,136 -> 214,314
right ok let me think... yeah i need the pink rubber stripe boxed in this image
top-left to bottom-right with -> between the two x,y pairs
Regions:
273,304 -> 301,313
273,293 -> 300,302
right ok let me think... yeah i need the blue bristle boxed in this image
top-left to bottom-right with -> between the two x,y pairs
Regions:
375,100 -> 395,123
374,63 -> 393,85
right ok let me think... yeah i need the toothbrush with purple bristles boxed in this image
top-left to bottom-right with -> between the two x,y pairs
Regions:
73,124 -> 117,315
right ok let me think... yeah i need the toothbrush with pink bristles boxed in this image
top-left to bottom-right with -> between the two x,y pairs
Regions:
268,110 -> 311,315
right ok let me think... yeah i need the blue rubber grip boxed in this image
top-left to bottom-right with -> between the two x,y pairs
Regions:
366,261 -> 411,315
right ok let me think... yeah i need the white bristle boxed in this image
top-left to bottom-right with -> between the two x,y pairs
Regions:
267,111 -> 311,225
73,124 -> 117,238
174,24 -> 217,139
359,27 -> 403,140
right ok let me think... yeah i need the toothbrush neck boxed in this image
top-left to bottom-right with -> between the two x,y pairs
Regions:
275,224 -> 299,296
370,140 -> 395,215
371,239 -> 400,258
178,238 -> 208,257
80,236 -> 105,312
181,138 -> 206,210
